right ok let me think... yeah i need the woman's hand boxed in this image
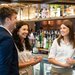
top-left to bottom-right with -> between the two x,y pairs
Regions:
62,63 -> 72,68
48,58 -> 71,68
30,55 -> 43,66
66,58 -> 75,65
34,56 -> 43,62
30,58 -> 36,63
60,58 -> 74,68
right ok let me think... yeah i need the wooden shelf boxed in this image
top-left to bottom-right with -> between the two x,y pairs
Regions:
1,3 -> 75,21
37,47 -> 49,54
38,47 -> 48,51
45,0 -> 75,4
24,16 -> 75,22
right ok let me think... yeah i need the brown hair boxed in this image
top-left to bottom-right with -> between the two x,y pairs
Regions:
0,6 -> 17,25
57,20 -> 75,48
12,21 -> 32,51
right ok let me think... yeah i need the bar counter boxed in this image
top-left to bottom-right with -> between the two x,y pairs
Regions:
33,53 -> 51,75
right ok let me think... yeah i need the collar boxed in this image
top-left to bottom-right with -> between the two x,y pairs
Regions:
0,25 -> 12,36
61,39 -> 70,45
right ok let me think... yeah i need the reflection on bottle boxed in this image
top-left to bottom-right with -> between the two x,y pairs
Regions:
33,45 -> 38,54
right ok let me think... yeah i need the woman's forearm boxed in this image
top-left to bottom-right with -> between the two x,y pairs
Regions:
48,58 -> 71,68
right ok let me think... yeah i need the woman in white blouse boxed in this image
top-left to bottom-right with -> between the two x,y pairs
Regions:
48,20 -> 75,75
12,21 -> 42,75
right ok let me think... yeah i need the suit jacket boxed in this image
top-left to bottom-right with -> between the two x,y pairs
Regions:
0,27 -> 19,75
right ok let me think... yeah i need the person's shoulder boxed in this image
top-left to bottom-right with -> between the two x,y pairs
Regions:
0,31 -> 11,38
0,28 -> 11,36
0,30 -> 12,41
53,38 -> 58,42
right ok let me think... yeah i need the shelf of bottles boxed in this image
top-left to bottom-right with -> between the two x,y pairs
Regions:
32,20 -> 60,53
16,4 -> 75,21
29,29 -> 60,54
34,29 -> 59,48
1,3 -> 75,21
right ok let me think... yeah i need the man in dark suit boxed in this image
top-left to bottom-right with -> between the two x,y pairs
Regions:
0,6 -> 19,75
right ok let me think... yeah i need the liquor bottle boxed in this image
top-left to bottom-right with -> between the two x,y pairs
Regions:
50,6 -> 55,17
43,35 -> 47,48
33,44 -> 38,54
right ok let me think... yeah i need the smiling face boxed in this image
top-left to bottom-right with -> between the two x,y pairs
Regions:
18,25 -> 28,39
60,24 -> 70,37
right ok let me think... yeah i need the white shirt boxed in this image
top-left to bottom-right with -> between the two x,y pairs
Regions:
29,32 -> 35,40
16,42 -> 32,63
48,38 -> 75,68
16,43 -> 33,75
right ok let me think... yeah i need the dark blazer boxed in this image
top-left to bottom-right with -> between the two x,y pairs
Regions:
0,27 -> 19,75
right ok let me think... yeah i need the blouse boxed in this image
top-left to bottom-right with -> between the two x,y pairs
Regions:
48,38 -> 75,68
